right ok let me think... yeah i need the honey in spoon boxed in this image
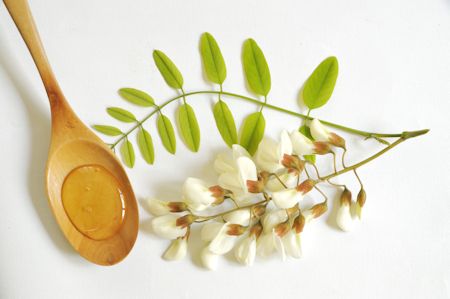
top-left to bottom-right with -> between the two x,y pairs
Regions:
61,165 -> 126,240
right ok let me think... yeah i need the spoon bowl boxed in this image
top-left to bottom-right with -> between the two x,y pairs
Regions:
4,0 -> 139,265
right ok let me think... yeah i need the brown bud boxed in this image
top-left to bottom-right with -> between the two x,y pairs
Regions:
176,214 -> 196,228
340,188 -> 352,206
209,185 -> 228,205
251,205 -> 266,218
292,213 -> 306,234
274,221 -> 290,237
167,202 -> 188,213
286,204 -> 299,216
247,171 -> 270,193
296,179 -> 315,194
282,154 -> 305,173
226,224 -> 246,236
311,202 -> 328,218
357,188 -> 366,208
313,141 -> 332,155
249,222 -> 263,239
329,133 -> 346,149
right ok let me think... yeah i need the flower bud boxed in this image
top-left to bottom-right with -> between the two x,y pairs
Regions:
208,185 -> 229,205
282,154 -> 305,173
152,214 -> 187,239
226,224 -> 246,236
163,238 -> 187,261
355,188 -> 366,219
296,179 -> 315,194
252,205 -> 266,218
147,198 -> 187,216
312,141 -> 332,155
246,171 -> 269,193
250,222 -> 263,238
310,118 -> 346,149
336,188 -> 354,232
310,201 -> 328,218
292,213 -> 306,234
274,221 -> 290,238
176,214 -> 196,228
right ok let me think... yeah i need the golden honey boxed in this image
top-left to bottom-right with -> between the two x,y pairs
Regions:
61,164 -> 125,240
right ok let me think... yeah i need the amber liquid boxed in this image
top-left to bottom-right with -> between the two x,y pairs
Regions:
61,165 -> 125,240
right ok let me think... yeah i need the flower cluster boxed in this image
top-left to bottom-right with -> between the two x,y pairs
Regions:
147,119 -> 366,269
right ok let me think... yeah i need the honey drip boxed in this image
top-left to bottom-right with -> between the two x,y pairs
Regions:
61,164 -> 125,240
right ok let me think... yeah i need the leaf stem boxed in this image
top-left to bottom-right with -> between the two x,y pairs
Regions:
108,90 -> 429,149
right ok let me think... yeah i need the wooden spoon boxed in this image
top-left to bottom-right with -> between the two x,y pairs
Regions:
3,0 -> 139,265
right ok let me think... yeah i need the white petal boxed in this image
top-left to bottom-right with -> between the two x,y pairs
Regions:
223,208 -> 251,226
201,247 -> 220,270
218,172 -> 242,194
232,144 -> 251,160
352,201 -> 363,220
272,189 -> 303,209
255,138 -> 281,172
265,172 -> 297,192
214,152 -> 235,174
290,130 -> 315,156
310,118 -> 330,142
273,232 -> 286,261
336,203 -> 354,232
201,222 -> 225,242
236,157 -> 258,192
208,224 -> 237,254
279,130 -> 293,157
302,210 -> 315,223
146,198 -> 170,216
235,236 -> 256,266
283,231 -> 302,259
257,233 -> 275,257
151,214 -> 187,239
262,210 -> 288,233
183,177 -> 215,211
163,238 -> 187,261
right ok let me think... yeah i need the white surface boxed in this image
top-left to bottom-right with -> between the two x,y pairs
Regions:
1,0 -> 449,298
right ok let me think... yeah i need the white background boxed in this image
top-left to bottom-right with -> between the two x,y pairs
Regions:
1,0 -> 449,298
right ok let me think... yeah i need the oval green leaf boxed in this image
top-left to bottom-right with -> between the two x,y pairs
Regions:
118,88 -> 155,107
239,112 -> 266,155
107,107 -> 137,123
120,139 -> 135,168
200,32 -> 227,84
157,114 -> 176,154
299,124 -> 316,164
92,125 -> 123,136
137,128 -> 155,164
213,100 -> 237,147
302,56 -> 339,110
177,104 -> 200,152
242,39 -> 271,96
153,50 -> 184,89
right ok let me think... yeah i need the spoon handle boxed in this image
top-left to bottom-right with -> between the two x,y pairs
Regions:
4,0 -> 65,108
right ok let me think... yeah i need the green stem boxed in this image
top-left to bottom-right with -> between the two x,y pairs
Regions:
109,90 -> 429,149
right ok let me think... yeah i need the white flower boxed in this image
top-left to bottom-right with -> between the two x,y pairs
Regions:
290,130 -> 316,155
223,209 -> 251,226
257,232 -> 276,257
262,210 -> 288,233
310,118 -> 345,148
282,230 -> 302,259
214,144 -> 251,174
208,224 -> 239,254
255,130 -> 292,173
257,210 -> 288,258
146,198 -> 171,216
265,172 -> 297,192
182,177 -> 217,211
234,235 -> 257,266
336,201 -> 354,232
272,188 -> 303,209
201,247 -> 220,271
163,238 -> 187,261
151,214 -> 187,239
218,157 -> 257,200
201,222 -> 224,242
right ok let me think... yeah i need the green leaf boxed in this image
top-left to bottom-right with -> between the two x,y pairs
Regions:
213,100 -> 238,147
153,50 -> 184,89
200,32 -> 227,84
92,125 -> 123,136
302,56 -> 339,109
157,114 -> 176,154
242,39 -> 271,96
120,139 -> 135,168
299,125 -> 316,164
177,104 -> 201,152
137,128 -> 155,164
239,112 -> 265,155
107,107 -> 137,123
118,88 -> 155,107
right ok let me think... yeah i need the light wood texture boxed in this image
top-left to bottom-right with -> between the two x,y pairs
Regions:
3,0 -> 139,265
